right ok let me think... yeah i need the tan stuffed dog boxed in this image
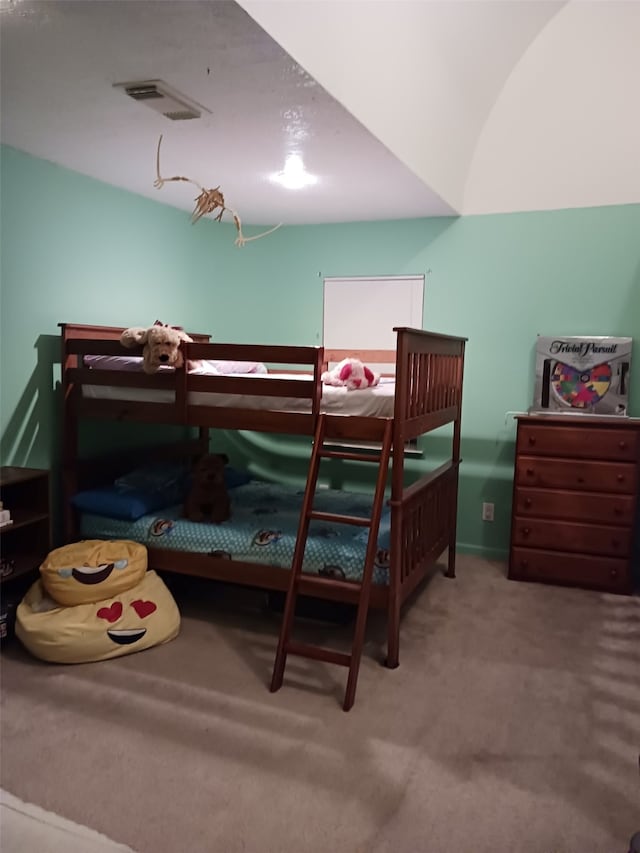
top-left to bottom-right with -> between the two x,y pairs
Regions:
184,453 -> 231,524
120,322 -> 199,374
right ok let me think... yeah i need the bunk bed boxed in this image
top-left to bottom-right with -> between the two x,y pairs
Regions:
60,322 -> 466,670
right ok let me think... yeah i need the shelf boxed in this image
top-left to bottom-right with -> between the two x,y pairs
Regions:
0,467 -> 51,586
0,510 -> 49,534
0,552 -> 41,586
0,466 -> 49,487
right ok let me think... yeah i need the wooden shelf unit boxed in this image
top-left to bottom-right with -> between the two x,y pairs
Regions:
508,415 -> 639,595
0,466 -> 51,586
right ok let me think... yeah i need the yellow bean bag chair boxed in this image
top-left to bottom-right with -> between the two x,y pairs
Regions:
16,570 -> 180,664
40,540 -> 147,606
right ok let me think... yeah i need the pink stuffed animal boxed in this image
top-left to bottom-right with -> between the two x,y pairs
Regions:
321,358 -> 380,390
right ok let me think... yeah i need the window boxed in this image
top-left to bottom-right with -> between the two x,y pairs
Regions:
323,275 -> 424,373
322,275 -> 425,454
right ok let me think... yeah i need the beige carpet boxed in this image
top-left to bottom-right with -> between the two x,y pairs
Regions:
1,555 -> 638,853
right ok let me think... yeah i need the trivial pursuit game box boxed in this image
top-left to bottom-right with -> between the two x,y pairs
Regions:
531,336 -> 632,416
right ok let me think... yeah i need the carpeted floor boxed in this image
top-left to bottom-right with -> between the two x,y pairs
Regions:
1,555 -> 638,853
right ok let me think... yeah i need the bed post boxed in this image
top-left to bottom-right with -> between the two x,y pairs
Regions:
59,323 -> 79,542
386,328 -> 408,669
446,341 -> 466,578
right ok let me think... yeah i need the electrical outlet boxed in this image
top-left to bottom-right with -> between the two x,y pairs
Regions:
482,502 -> 494,522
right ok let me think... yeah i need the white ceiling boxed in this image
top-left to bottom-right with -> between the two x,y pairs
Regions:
0,0 -> 455,226
2,1 -> 638,228
243,0 -> 640,217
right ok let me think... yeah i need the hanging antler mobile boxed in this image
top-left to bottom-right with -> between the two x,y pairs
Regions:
153,135 -> 281,248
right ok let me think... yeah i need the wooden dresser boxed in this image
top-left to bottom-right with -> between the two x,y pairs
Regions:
509,415 -> 639,594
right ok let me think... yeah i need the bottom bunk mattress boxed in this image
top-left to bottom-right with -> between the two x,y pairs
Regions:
79,481 -> 392,586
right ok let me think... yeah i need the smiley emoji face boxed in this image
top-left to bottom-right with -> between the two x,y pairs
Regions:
97,597 -> 157,645
40,540 -> 147,606
16,570 -> 180,664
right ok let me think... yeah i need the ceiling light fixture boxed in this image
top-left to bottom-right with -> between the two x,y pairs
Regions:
269,154 -> 317,190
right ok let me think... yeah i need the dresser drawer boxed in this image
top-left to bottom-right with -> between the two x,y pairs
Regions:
512,516 -> 632,557
517,423 -> 638,462
516,456 -> 637,494
514,487 -> 636,526
509,547 -> 631,593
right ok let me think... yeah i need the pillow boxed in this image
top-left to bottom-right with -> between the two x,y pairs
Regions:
84,354 -> 145,371
115,462 -> 189,501
84,355 -> 268,375
71,486 -> 174,521
84,355 -> 175,373
116,459 -> 251,492
73,464 -> 251,522
183,465 -> 252,491
203,360 -> 268,375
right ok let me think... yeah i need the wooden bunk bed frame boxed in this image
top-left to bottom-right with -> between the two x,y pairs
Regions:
60,322 -> 466,667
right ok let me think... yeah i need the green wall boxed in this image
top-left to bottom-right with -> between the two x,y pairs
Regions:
2,144 -> 639,557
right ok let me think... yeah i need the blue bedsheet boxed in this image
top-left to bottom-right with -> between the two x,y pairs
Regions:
80,481 -> 392,586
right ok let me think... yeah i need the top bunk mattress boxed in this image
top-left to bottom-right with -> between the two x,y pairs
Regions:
82,372 -> 397,417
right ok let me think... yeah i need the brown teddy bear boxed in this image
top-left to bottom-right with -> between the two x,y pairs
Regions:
184,453 -> 231,524
120,321 -> 201,374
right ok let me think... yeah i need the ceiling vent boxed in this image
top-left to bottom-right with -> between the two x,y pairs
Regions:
113,79 -> 210,121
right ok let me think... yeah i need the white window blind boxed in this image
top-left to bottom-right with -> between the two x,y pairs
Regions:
323,275 -> 424,373
322,275 -> 425,454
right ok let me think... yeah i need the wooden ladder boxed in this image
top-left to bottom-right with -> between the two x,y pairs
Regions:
270,413 -> 393,711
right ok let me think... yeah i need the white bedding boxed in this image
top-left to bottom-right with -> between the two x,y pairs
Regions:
82,372 -> 396,417
83,354 -> 268,375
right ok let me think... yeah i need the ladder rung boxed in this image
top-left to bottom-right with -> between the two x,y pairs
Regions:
318,449 -> 382,463
309,510 -> 371,527
286,641 -> 351,668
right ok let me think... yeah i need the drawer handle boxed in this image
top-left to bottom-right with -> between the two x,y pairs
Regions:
524,498 -> 532,508
522,528 -> 531,536
613,507 -> 623,516
611,539 -> 620,549
526,468 -> 534,476
617,474 -> 625,482
577,476 -> 584,484
528,436 -> 536,446
520,560 -> 529,569
619,441 -> 627,450
610,568 -> 618,579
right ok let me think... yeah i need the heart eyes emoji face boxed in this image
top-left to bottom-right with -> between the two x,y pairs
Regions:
131,599 -> 157,619
17,569 -> 180,664
97,600 -> 157,622
97,599 -> 157,645
97,602 -> 123,623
